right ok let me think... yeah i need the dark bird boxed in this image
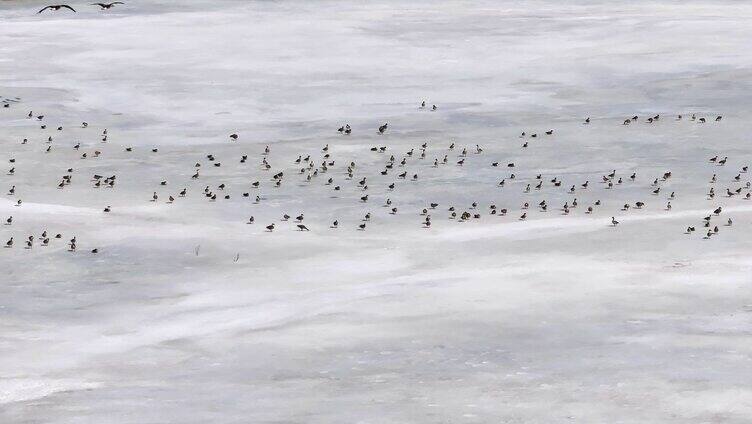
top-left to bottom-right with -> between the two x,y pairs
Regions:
92,2 -> 124,9
297,224 -> 310,231
38,4 -> 76,13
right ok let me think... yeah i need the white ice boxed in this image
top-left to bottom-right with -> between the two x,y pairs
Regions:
1,1 -> 752,423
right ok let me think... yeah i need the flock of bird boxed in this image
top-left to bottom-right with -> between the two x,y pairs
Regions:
1,93 -> 748,254
36,2 -> 124,14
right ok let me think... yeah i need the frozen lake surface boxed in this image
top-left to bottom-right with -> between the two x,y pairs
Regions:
1,1 -> 752,422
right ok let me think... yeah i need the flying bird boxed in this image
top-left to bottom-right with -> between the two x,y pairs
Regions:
91,2 -> 124,9
38,4 -> 76,13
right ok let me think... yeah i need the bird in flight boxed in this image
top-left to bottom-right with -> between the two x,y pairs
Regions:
92,2 -> 124,9
38,4 -> 76,13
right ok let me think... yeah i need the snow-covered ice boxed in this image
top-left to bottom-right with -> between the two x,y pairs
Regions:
1,1 -> 752,422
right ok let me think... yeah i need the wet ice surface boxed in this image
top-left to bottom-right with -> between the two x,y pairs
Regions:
1,1 -> 752,422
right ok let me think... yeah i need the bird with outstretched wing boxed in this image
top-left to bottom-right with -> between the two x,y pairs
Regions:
38,4 -> 76,13
91,2 -> 125,9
